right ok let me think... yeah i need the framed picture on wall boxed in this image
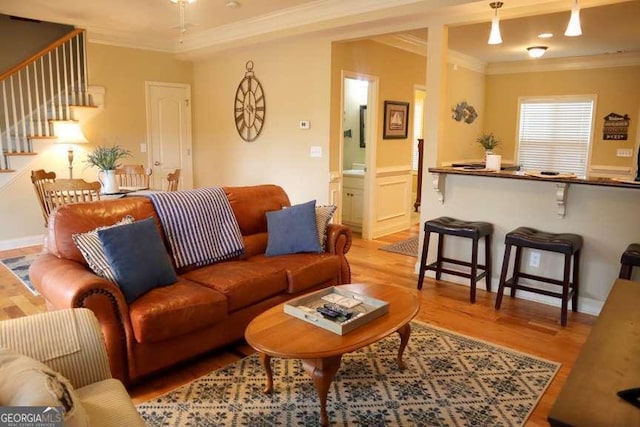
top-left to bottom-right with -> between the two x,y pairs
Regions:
383,101 -> 409,139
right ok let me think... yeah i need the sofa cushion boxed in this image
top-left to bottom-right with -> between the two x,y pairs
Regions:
76,379 -> 146,427
129,279 -> 228,344
183,261 -> 288,312
224,185 -> 291,236
251,253 -> 341,294
98,217 -> 178,304
0,348 -> 89,426
266,200 -> 321,256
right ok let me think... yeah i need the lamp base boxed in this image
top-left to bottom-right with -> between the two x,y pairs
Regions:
68,146 -> 74,179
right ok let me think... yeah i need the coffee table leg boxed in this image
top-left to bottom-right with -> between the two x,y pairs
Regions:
396,322 -> 411,370
259,352 -> 273,394
302,355 -> 342,427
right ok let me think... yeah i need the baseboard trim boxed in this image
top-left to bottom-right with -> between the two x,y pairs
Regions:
0,235 -> 45,251
416,268 -> 603,316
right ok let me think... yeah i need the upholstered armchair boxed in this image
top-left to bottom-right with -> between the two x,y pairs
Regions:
0,309 -> 145,426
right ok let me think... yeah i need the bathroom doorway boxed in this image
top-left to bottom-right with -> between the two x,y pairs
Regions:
340,73 -> 378,239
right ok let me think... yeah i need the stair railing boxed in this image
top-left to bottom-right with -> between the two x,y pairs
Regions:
0,29 -> 89,170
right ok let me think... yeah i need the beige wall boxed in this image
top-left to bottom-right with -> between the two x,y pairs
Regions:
85,43 -> 193,167
191,37 -> 332,205
0,43 -> 193,244
330,40 -> 426,171
485,66 -> 640,168
440,64 -> 486,164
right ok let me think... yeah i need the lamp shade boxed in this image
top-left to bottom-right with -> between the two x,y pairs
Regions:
53,121 -> 88,144
488,15 -> 502,45
565,1 -> 582,37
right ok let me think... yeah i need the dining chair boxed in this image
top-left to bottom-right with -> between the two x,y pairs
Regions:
167,168 -> 181,191
43,179 -> 102,212
30,169 -> 57,227
115,164 -> 152,189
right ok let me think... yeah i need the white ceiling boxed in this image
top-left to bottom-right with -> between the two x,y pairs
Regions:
1,0 -> 638,63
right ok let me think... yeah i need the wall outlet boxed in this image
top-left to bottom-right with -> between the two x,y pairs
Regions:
529,251 -> 541,268
617,148 -> 633,157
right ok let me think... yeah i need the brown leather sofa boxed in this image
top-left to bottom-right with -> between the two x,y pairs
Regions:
30,185 -> 352,385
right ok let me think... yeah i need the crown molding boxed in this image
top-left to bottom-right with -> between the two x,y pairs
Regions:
448,50 -> 487,74
487,52 -> 640,75
371,33 -> 427,57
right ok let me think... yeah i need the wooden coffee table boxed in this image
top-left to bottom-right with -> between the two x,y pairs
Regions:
244,283 -> 419,427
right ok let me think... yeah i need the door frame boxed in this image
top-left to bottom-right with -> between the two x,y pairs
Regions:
144,81 -> 193,189
339,71 -> 379,240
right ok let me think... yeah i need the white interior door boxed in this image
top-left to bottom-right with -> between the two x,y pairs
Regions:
145,81 -> 193,190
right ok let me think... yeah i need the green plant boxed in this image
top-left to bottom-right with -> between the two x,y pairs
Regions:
476,132 -> 500,151
85,145 -> 131,170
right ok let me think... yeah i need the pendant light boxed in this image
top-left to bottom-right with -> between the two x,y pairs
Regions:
564,0 -> 582,37
488,2 -> 504,45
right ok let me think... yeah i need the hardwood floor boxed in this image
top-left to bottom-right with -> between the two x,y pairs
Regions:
0,224 -> 596,426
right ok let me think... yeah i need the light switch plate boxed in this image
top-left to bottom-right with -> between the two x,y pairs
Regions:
140,143 -> 147,153
310,146 -> 322,157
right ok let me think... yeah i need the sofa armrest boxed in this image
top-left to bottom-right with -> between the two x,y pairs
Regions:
325,223 -> 352,284
0,308 -> 112,389
29,254 -> 133,384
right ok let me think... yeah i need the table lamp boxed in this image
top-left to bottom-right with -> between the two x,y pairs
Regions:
53,121 -> 88,179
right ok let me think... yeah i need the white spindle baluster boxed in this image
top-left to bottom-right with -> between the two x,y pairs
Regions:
18,72 -> 27,152
69,36 -> 77,105
78,33 -> 86,105
62,43 -> 70,120
48,52 -> 55,120
9,76 -> 18,152
26,66 -> 34,140
2,81 -> 8,162
55,48 -> 62,120
39,56 -> 48,136
34,60 -> 42,136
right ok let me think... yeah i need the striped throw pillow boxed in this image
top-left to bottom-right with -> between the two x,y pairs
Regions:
72,216 -> 135,282
316,205 -> 337,250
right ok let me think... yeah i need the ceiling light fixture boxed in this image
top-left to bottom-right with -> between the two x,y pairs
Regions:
538,32 -> 554,39
527,46 -> 548,58
225,0 -> 240,7
170,0 -> 197,44
488,2 -> 504,45
564,0 -> 582,37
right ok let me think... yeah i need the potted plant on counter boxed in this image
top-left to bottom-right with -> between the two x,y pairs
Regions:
85,145 -> 131,194
476,132 -> 500,154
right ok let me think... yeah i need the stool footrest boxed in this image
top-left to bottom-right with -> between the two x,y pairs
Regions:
515,272 -> 567,287
425,261 -> 488,280
504,279 -> 575,300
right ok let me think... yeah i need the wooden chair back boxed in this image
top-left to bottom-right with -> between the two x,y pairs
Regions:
31,169 -> 57,226
167,169 -> 181,192
43,179 -> 102,212
115,164 -> 152,188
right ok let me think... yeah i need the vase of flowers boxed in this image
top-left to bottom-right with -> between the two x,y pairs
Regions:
86,145 -> 131,194
476,132 -> 500,155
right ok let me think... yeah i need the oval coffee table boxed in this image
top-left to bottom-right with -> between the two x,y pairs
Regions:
245,283 -> 419,427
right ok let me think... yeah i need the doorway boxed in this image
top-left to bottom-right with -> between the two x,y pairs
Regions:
340,73 -> 378,239
145,81 -> 193,190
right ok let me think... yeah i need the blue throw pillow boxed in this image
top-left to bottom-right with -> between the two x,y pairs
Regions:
265,200 -> 322,256
97,217 -> 177,303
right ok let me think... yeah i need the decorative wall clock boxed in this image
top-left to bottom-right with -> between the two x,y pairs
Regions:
234,60 -> 266,142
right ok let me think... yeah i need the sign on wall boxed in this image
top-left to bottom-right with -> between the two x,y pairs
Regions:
603,112 -> 630,140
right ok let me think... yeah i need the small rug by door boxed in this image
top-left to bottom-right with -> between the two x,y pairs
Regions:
379,235 -> 419,257
0,254 -> 39,295
137,321 -> 559,427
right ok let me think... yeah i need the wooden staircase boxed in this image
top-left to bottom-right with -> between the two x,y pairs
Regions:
0,29 -> 94,174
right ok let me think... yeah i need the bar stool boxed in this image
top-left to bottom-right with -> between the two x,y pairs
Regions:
417,216 -> 493,303
619,243 -> 640,280
495,227 -> 582,326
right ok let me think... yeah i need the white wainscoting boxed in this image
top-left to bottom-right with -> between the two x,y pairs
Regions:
371,165 -> 413,239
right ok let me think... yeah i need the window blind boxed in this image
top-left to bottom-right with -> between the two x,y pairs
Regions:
517,97 -> 594,177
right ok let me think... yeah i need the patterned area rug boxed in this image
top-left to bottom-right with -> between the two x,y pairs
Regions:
379,235 -> 419,257
0,254 -> 39,295
137,321 -> 559,426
